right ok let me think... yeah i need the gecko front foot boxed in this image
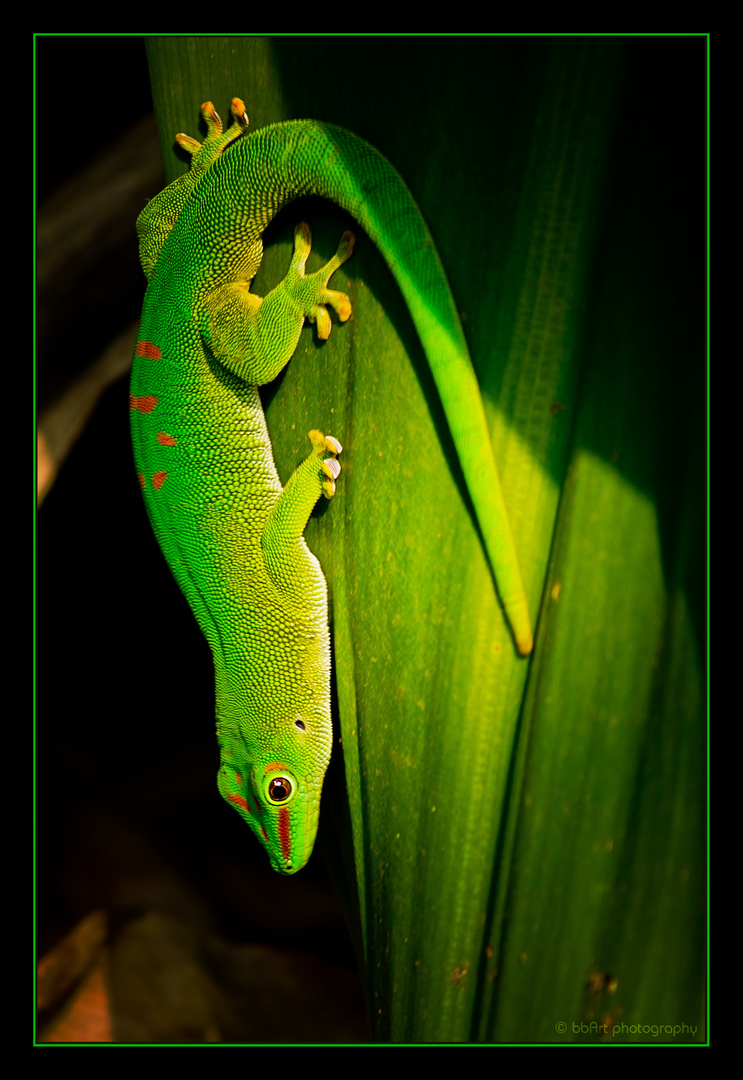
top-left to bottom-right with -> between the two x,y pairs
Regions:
309,429 -> 343,498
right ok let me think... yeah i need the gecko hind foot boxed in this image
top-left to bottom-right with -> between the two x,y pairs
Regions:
290,224 -> 356,340
175,98 -> 249,165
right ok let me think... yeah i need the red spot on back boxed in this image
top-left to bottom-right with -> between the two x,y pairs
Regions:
129,394 -> 159,414
156,432 -> 177,446
278,807 -> 291,861
136,340 -> 163,360
137,472 -> 145,490
152,471 -> 168,490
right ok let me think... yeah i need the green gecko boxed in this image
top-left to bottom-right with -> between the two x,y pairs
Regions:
130,97 -> 533,875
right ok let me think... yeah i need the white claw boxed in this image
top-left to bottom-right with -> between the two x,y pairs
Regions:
322,458 -> 341,481
325,436 -> 342,455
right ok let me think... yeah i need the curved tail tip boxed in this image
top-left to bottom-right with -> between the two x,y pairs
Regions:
507,607 -> 533,656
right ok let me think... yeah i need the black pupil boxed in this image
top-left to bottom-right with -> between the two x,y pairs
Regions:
269,777 -> 291,803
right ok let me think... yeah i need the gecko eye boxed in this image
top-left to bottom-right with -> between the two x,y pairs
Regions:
262,766 -> 299,807
267,776 -> 293,804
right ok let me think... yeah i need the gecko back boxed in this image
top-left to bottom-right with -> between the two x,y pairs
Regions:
131,98 -> 532,874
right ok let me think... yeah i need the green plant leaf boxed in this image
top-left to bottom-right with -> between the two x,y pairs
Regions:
145,36 -> 706,1044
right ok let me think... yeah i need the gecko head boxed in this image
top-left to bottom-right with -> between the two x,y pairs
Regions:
216,710 -> 332,874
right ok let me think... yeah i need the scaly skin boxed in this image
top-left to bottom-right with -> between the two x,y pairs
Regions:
130,98 -> 532,874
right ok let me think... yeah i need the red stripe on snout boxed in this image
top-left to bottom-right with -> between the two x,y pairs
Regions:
278,807 -> 291,861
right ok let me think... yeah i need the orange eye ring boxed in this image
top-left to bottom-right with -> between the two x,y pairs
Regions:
262,767 -> 299,807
